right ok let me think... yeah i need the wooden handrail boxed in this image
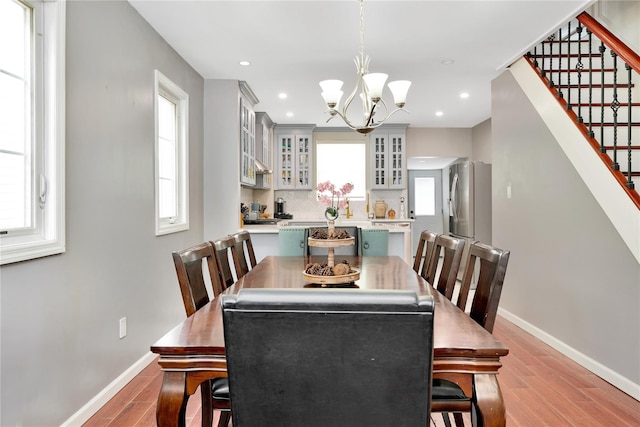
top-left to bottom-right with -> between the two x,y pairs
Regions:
577,12 -> 640,74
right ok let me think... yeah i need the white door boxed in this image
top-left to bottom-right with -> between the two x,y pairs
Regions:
408,170 -> 444,260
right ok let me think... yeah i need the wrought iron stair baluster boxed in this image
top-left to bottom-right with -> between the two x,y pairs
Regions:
576,24 -> 584,122
600,42 -> 606,153
567,22 -> 572,110
626,63 -> 634,189
588,29 -> 594,137
558,27 -> 563,99
610,51 -> 620,171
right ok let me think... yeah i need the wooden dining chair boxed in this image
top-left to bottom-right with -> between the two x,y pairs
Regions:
424,234 -> 466,301
212,235 -> 238,289
221,288 -> 435,427
431,241 -> 510,427
230,230 -> 257,279
413,230 -> 439,278
359,228 -> 389,256
171,242 -> 231,427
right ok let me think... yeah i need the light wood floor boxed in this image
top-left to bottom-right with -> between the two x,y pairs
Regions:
83,315 -> 640,427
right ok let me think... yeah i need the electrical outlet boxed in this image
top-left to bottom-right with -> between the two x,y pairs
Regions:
119,317 -> 127,339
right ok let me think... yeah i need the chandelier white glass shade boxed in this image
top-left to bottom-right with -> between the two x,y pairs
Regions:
319,0 -> 411,134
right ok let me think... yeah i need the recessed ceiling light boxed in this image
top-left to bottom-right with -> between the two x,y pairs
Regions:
460,92 -> 470,99
435,111 -> 444,117
239,61 -> 251,66
441,59 -> 455,65
278,93 -> 288,100
286,112 -> 294,118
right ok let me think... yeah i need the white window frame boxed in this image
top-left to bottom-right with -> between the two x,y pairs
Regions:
414,176 -> 436,216
0,0 -> 66,265
316,140 -> 367,202
154,70 -> 189,236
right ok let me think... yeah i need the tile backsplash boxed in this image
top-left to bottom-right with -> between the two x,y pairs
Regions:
274,189 -> 408,220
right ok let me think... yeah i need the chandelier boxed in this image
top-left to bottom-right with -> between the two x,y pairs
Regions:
319,0 -> 411,134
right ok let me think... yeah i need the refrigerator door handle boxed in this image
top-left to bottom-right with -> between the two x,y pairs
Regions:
450,172 -> 459,221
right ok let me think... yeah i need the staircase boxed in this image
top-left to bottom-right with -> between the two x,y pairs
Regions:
523,12 -> 640,209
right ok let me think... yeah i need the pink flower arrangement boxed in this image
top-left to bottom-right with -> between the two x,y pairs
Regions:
317,181 -> 354,212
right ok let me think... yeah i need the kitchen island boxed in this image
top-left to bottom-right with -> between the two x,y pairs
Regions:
241,219 -> 413,264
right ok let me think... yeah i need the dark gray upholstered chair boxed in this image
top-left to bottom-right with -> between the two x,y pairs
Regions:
432,241 -> 510,427
359,228 -> 389,256
172,242 -> 231,427
222,288 -> 435,427
278,227 -> 309,256
307,226 -> 359,256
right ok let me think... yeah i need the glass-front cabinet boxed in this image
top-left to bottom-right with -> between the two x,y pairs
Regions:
370,126 -> 407,189
239,81 -> 259,186
275,125 -> 315,190
255,112 -> 274,189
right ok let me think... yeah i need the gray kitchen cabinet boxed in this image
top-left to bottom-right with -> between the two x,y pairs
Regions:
275,124 -> 315,190
239,81 -> 259,186
255,112 -> 274,189
370,125 -> 407,189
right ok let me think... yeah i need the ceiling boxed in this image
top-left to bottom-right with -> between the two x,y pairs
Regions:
128,0 -> 592,129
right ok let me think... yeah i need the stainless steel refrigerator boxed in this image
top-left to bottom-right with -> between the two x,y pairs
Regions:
448,161 -> 492,243
448,161 -> 492,286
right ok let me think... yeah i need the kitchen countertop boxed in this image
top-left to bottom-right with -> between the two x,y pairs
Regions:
241,218 -> 413,234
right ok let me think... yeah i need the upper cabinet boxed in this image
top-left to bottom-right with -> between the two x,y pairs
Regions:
254,112 -> 274,190
239,81 -> 259,186
275,124 -> 316,190
370,125 -> 407,189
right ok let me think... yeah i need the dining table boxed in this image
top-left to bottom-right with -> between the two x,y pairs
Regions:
151,255 -> 509,427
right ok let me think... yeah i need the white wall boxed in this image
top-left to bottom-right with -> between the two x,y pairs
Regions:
0,2 -> 206,424
492,70 -> 640,395
590,0 -> 640,53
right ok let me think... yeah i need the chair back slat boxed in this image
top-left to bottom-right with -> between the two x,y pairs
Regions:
456,242 -> 510,333
230,231 -> 257,279
172,242 -> 223,317
426,234 -> 465,301
413,230 -> 439,279
213,236 -> 237,288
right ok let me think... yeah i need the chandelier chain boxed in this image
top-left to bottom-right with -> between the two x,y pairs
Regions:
359,0 -> 365,63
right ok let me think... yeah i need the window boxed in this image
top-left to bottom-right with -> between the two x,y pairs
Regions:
0,0 -> 65,265
154,70 -> 188,235
414,177 -> 436,216
316,141 -> 366,200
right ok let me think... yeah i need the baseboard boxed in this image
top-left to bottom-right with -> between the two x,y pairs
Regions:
60,351 -> 157,427
498,308 -> 640,400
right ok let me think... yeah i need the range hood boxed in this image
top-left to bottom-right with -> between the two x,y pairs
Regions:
255,159 -> 272,174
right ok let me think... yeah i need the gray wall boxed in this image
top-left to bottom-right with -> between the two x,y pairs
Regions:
406,127 -> 473,158
471,118 -> 492,163
0,2 -> 205,425
204,80 -> 242,241
491,71 -> 640,386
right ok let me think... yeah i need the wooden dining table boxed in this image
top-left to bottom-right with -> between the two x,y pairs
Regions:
151,255 -> 509,427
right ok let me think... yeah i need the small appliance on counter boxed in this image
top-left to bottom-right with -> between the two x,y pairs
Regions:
274,197 -> 293,219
